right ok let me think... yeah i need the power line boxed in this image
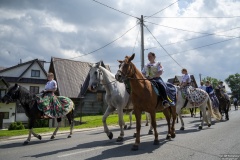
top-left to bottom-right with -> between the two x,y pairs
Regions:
145,0 -> 180,20
144,25 -> 184,68
132,27 -> 140,54
53,23 -> 139,62
148,16 -> 240,19
145,21 -> 240,38
92,0 -> 138,19
159,36 -> 239,57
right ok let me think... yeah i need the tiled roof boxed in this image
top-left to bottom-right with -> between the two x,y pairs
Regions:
50,57 -> 110,98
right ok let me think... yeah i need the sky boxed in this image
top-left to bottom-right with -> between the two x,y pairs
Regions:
0,0 -> 239,91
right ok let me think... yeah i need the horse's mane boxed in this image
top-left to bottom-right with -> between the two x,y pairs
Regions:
99,66 -> 116,81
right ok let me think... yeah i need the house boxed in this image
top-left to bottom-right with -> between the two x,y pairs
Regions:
48,57 -> 111,126
0,59 -> 47,128
167,75 -> 198,88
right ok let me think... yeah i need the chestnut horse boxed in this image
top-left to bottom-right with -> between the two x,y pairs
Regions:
115,53 -> 177,151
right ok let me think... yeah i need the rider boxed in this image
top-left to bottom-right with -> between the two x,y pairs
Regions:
141,52 -> 174,108
37,72 -> 58,118
199,81 -> 206,91
180,68 -> 195,106
218,81 -> 230,101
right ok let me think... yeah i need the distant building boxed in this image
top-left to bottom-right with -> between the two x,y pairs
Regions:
0,59 -> 47,128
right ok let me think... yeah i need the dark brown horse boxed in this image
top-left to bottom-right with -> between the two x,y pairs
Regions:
115,54 -> 177,151
1,84 -> 74,144
215,88 -> 230,120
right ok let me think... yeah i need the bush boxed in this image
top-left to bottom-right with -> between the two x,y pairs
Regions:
8,122 -> 25,130
34,119 -> 49,128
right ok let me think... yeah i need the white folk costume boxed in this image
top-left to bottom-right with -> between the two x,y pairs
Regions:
142,62 -> 175,107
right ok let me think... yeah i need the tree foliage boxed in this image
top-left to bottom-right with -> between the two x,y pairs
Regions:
225,73 -> 240,99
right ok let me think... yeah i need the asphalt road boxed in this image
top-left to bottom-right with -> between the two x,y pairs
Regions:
0,105 -> 240,160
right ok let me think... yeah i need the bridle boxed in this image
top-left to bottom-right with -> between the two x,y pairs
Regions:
90,67 -> 117,86
117,61 -> 148,81
4,85 -> 20,102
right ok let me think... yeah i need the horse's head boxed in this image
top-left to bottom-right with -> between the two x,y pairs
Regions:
115,53 -> 135,83
1,84 -> 20,104
88,61 -> 105,92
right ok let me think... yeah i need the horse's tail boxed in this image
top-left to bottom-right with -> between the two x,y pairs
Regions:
207,96 -> 221,120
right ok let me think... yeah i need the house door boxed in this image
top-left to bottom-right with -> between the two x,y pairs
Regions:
0,112 -> 3,129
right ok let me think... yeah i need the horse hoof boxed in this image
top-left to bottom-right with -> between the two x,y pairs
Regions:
198,126 -> 202,130
133,133 -> 136,138
131,145 -> 139,151
127,126 -> 132,130
148,130 -> 153,135
23,141 -> 29,145
171,133 -> 176,138
37,135 -> 42,140
67,135 -> 72,138
50,136 -> 55,139
116,137 -> 124,142
145,123 -> 149,126
208,124 -> 211,127
180,127 -> 185,131
166,134 -> 171,140
108,132 -> 113,140
153,139 -> 159,145
124,125 -> 127,129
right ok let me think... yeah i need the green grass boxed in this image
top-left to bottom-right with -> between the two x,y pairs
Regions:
0,112 -> 164,138
0,109 -> 193,138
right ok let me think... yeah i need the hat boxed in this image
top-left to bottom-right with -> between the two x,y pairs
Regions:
219,81 -> 223,83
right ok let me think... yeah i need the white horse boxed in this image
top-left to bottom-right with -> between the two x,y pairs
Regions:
88,61 -> 152,141
176,86 -> 222,130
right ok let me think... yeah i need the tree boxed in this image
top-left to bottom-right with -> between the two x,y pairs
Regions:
225,73 -> 240,99
202,76 -> 220,88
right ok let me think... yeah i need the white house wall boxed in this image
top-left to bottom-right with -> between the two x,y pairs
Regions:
0,102 -> 16,128
22,62 -> 46,79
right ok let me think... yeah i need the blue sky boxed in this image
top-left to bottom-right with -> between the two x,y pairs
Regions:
0,0 -> 239,91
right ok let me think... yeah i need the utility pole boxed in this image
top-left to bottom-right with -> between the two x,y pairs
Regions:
199,73 -> 202,83
140,15 -> 145,70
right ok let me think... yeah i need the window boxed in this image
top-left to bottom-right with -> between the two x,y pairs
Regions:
0,112 -> 9,119
30,86 -> 39,94
0,89 -> 6,99
31,70 -> 40,77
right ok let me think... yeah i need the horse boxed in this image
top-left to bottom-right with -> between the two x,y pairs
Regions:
215,88 -> 230,120
233,100 -> 238,110
115,54 -> 177,151
1,84 -> 74,145
176,86 -> 222,130
88,61 -> 132,142
87,61 -> 152,142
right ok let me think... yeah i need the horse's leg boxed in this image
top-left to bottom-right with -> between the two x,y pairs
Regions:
199,106 -> 210,129
50,118 -> 61,139
66,110 -> 74,138
149,111 -> 159,145
127,110 -> 132,129
132,109 -> 141,151
170,106 -> 177,138
116,108 -> 125,142
145,112 -> 149,126
177,107 -> 184,130
24,118 -> 41,145
225,103 -> 229,120
163,108 -> 171,140
103,106 -> 115,140
147,112 -> 153,135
